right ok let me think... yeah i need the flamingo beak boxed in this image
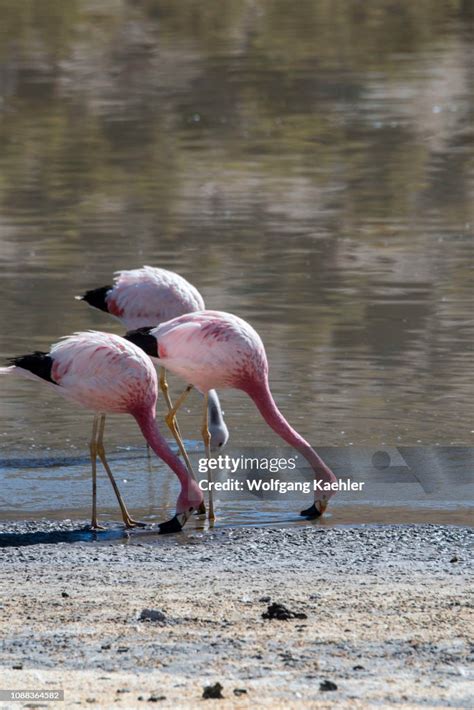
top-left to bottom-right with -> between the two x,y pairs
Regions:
158,515 -> 183,534
300,499 -> 328,518
158,509 -> 194,534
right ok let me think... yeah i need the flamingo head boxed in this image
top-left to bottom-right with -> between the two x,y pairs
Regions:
159,479 -> 203,534
300,498 -> 328,518
209,418 -> 229,451
300,459 -> 338,518
207,391 -> 229,451
300,483 -> 337,518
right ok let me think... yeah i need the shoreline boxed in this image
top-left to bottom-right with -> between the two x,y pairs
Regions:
0,522 -> 472,708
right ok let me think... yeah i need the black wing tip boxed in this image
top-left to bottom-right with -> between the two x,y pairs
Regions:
130,326 -> 154,335
8,352 -> 57,384
8,350 -> 47,366
80,285 -> 113,313
124,327 -> 159,358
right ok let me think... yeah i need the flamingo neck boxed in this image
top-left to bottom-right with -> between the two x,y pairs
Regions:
133,409 -> 190,488
246,378 -> 337,487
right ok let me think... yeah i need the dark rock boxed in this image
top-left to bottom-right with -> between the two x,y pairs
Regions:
259,596 -> 271,602
353,665 -> 364,671
139,608 -> 166,623
12,663 -> 23,670
262,603 -> 307,621
61,591 -> 69,598
320,680 -> 338,692
233,688 -> 247,696
148,695 -> 166,702
450,556 -> 459,563
116,647 -> 129,653
203,683 -> 224,699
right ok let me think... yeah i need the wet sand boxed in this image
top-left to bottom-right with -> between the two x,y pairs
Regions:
0,523 -> 472,709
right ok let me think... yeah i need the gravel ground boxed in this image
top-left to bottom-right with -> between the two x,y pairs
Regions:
0,522 -> 472,709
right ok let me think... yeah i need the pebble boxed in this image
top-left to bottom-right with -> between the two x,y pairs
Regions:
320,680 -> 338,691
139,608 -> 167,623
262,603 -> 307,621
233,688 -> 247,696
203,682 -> 224,699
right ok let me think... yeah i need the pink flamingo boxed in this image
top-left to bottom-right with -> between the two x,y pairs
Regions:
125,310 -> 338,520
0,331 -> 203,533
77,266 -> 229,451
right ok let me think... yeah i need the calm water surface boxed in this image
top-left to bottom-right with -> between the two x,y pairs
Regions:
0,1 -> 472,526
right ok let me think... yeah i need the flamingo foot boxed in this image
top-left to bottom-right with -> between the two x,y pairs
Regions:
90,520 -> 107,531
124,518 -> 146,529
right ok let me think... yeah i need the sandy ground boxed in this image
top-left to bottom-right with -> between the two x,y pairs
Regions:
0,522 -> 472,709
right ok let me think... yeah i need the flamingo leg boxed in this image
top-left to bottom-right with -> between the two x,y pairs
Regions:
160,369 -> 206,515
96,414 -> 145,529
164,383 -> 193,421
201,392 -> 215,522
89,413 -> 105,530
160,369 -> 192,469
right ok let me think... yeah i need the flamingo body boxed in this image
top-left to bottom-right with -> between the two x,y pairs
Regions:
155,311 -> 268,392
79,266 -> 229,449
126,311 -> 338,514
52,331 -> 156,413
82,266 -> 205,330
1,331 -> 203,528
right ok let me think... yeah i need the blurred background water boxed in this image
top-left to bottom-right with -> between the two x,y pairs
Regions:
0,0 -> 472,526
